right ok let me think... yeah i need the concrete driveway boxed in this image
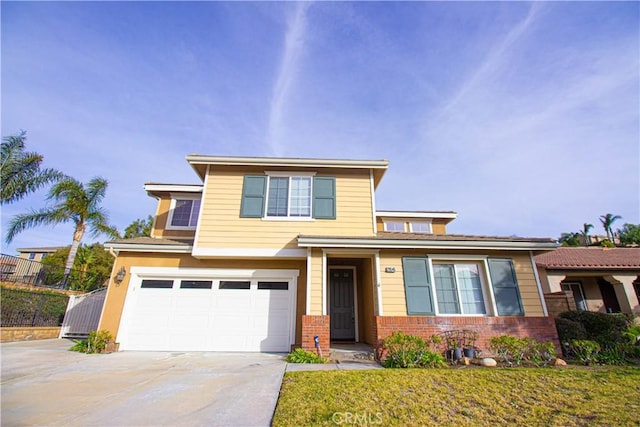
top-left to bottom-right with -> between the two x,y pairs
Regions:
1,339 -> 287,426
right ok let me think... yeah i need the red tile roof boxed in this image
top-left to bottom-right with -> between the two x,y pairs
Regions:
535,247 -> 640,270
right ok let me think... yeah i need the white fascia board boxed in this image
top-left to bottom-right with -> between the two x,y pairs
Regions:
144,184 -> 203,193
192,247 -> 307,258
376,211 -> 458,219
297,237 -> 558,251
130,266 -> 300,279
186,155 -> 389,170
104,243 -> 193,253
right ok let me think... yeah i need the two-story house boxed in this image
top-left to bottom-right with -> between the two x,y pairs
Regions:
99,155 -> 560,353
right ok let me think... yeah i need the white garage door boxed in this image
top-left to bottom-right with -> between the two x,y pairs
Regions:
117,268 -> 297,352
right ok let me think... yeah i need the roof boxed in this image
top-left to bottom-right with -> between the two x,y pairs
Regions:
185,154 -> 389,187
104,237 -> 193,253
16,246 -> 66,253
298,232 -> 557,251
144,183 -> 203,197
535,247 -> 640,270
376,210 -> 458,221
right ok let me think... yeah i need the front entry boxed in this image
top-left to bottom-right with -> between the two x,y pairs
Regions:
329,267 -> 356,341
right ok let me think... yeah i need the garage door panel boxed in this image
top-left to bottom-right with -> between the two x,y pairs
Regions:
120,272 -> 294,352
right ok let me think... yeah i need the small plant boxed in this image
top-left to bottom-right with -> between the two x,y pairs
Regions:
285,348 -> 328,364
622,324 -> 640,346
69,329 -> 113,354
381,332 -> 446,368
489,335 -> 556,367
569,339 -> 601,365
598,344 -> 629,366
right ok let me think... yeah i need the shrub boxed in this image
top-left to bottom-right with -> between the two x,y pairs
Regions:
569,339 -> 600,365
597,344 -> 629,366
382,332 -> 446,368
622,324 -> 640,346
558,311 -> 632,347
489,335 -> 556,367
285,348 -> 328,364
69,329 -> 113,354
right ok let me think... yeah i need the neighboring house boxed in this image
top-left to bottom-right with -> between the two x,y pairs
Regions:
536,247 -> 640,317
17,247 -> 65,262
99,155 -> 559,353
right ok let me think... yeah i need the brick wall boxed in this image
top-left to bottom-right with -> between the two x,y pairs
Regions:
1,327 -> 61,342
544,291 -> 576,318
375,316 -> 560,355
301,315 -> 330,352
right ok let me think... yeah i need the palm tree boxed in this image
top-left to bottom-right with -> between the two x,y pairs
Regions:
5,177 -> 120,274
599,213 -> 622,243
580,223 -> 593,246
1,131 -> 64,204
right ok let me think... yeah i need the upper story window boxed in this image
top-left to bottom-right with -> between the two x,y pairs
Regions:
240,174 -> 336,220
409,221 -> 432,233
28,253 -> 36,260
384,221 -> 406,232
168,196 -> 201,229
267,176 -> 312,218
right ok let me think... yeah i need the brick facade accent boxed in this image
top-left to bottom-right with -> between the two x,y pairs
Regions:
1,327 -> 61,342
544,291 -> 577,318
301,315 -> 330,352
375,316 -> 560,356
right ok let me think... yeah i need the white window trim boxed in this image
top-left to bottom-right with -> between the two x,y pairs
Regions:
167,193 -> 202,230
383,220 -> 406,232
428,258 -> 494,317
409,220 -> 432,233
264,173 -> 315,221
561,281 -> 587,311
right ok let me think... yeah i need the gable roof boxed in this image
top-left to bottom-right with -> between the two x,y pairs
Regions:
16,246 -> 66,254
535,247 -> 640,270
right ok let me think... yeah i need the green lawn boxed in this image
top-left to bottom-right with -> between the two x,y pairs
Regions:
272,367 -> 640,426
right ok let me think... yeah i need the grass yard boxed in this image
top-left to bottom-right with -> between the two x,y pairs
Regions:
272,367 -> 640,426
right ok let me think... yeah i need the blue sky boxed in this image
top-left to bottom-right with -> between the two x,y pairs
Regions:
2,1 -> 638,254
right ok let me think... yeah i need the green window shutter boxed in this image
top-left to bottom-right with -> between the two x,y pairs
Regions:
488,258 -> 524,316
240,175 -> 266,218
402,257 -> 434,315
312,177 -> 336,219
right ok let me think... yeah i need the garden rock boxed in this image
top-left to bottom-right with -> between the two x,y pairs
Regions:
552,358 -> 567,367
461,357 -> 471,366
480,357 -> 497,367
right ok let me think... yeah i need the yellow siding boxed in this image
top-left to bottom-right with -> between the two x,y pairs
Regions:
378,250 -> 545,317
196,168 -> 375,250
98,253 -> 306,343
309,249 -> 324,315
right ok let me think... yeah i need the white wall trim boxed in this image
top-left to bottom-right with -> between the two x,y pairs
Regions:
192,165 -> 209,253
192,247 -> 307,258
483,258 -> 499,316
374,252 -> 383,316
265,170 -> 317,177
144,184 -> 203,193
370,169 -> 377,235
129,266 -> 300,279
322,250 -> 327,315
530,251 -> 549,316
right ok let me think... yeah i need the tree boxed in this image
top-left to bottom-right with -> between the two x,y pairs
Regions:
41,243 -> 114,291
5,177 -> 120,273
580,223 -> 593,246
617,223 -> 640,246
599,213 -> 622,243
1,131 -> 64,204
559,232 -> 581,247
123,215 -> 153,238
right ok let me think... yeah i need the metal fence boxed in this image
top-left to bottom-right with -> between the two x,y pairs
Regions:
0,254 -> 107,291
1,287 -> 70,327
60,288 -> 107,338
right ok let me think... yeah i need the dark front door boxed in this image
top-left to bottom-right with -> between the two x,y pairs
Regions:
598,279 -> 621,313
330,268 -> 355,341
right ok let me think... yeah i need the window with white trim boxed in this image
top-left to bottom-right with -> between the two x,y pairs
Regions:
433,263 -> 487,315
266,176 -> 312,218
168,197 -> 201,229
410,221 -> 432,233
384,221 -> 406,232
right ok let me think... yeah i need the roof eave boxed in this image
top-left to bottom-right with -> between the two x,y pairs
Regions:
297,237 -> 558,251
104,242 -> 193,254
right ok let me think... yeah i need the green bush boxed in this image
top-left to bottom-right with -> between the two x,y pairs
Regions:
69,329 -> 113,354
382,332 -> 446,368
597,344 -> 630,366
558,311 -> 632,347
489,335 -> 556,367
622,324 -> 640,346
569,339 -> 601,365
285,348 -> 328,364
